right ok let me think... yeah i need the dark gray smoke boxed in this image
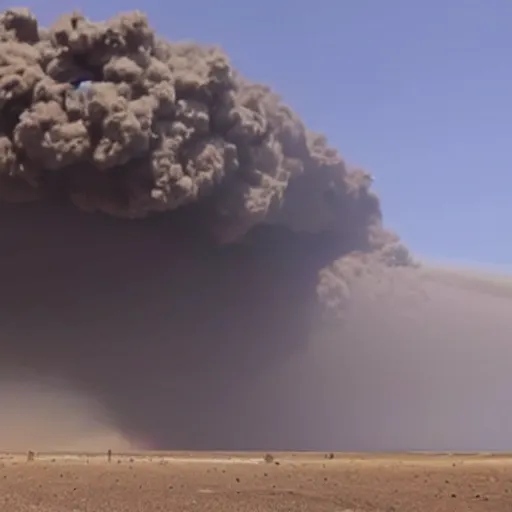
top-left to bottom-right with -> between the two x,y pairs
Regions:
0,7 -> 409,257
3,8 -> 510,452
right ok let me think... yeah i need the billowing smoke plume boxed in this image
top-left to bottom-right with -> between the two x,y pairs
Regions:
0,8 -> 409,265
9,8 -> 512,452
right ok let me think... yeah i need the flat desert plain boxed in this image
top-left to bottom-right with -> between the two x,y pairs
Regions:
1,452 -> 511,511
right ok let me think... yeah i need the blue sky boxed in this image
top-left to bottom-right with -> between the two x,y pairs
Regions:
18,0 -> 512,269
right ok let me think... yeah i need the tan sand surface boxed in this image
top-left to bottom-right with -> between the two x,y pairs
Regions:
1,451 -> 511,511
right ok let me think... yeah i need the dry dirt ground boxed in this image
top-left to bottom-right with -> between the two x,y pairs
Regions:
1,452 -> 511,511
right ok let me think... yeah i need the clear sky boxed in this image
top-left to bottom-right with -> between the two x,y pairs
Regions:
18,0 -> 512,269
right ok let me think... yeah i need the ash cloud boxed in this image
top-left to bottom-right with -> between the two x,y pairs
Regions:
0,7 -> 408,264
2,7 -> 484,451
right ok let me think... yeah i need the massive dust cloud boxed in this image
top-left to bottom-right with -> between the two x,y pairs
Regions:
0,7 -> 404,251
1,8 -> 511,452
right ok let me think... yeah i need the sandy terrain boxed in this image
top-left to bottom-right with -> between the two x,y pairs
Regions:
1,452 -> 511,511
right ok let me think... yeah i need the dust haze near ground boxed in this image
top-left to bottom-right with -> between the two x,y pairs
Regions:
0,8 -> 511,452
0,372 -> 134,452
2,204 -> 512,452
2,452 -> 511,511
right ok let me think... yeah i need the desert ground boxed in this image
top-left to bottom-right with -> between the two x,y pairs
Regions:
1,452 -> 511,511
